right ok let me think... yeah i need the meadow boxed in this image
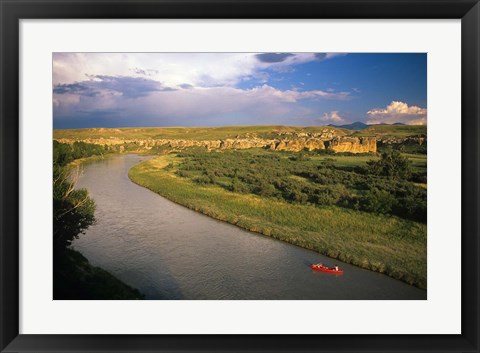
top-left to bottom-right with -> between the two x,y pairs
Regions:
352,124 -> 427,138
53,124 -> 427,141
53,125 -> 351,140
172,149 -> 426,222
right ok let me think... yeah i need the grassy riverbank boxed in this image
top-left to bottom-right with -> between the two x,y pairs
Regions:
129,154 -> 427,289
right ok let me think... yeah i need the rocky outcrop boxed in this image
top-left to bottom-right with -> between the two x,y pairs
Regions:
55,131 -> 377,154
271,138 -> 325,152
325,137 -> 377,154
220,138 -> 273,149
377,135 -> 426,146
275,129 -> 338,140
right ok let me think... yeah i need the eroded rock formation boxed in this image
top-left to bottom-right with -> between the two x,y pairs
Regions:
55,130 -> 378,154
377,135 -> 426,146
325,137 -> 377,154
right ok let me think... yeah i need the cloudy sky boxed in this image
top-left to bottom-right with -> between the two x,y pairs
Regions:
53,53 -> 427,129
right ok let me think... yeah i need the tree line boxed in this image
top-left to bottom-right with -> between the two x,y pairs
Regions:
53,141 -> 99,255
53,140 -> 111,167
53,141 -> 144,299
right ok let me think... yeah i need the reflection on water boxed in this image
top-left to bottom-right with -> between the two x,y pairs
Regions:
73,155 -> 426,300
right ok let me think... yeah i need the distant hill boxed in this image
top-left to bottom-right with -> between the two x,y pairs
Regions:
329,121 -> 369,130
330,121 -> 411,131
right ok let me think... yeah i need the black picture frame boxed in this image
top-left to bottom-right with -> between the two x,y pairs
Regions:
1,0 -> 479,352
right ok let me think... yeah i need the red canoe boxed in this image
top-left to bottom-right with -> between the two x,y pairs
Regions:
311,264 -> 344,274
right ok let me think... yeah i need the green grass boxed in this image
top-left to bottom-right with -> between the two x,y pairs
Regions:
353,125 -> 426,138
198,147 -> 426,173
171,146 -> 426,178
309,155 -> 374,168
129,155 -> 427,289
299,152 -> 426,174
403,153 -> 427,173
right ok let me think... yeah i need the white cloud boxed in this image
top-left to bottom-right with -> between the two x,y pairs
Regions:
245,85 -> 349,102
52,53 -> 351,127
53,53 -> 261,87
52,52 -> 345,88
319,111 -> 346,124
53,84 -> 349,126
366,101 -> 427,125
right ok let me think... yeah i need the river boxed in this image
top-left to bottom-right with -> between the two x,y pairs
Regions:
72,154 -> 426,300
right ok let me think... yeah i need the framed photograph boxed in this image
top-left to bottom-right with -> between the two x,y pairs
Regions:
1,0 -> 478,352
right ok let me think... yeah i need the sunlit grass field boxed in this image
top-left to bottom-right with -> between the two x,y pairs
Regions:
53,125 -> 426,141
352,125 -> 426,138
129,154 -> 427,289
310,153 -> 427,174
53,125 -> 348,141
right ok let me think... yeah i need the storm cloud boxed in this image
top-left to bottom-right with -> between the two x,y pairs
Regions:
314,53 -> 327,61
54,75 -> 175,99
255,53 -> 295,63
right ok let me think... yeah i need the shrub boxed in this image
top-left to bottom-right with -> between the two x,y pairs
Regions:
229,178 -> 251,193
193,175 -> 213,185
367,149 -> 412,181
360,188 -> 396,214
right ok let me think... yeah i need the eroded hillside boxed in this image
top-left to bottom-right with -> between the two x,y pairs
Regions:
53,125 -> 427,154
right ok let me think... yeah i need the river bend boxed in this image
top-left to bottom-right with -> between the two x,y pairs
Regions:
73,155 -> 427,300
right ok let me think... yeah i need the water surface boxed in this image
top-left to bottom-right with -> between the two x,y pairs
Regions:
73,155 -> 426,300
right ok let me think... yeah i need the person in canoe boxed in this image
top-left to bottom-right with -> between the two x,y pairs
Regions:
311,262 -> 343,274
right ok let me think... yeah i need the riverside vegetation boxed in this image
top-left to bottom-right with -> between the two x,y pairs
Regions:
129,149 -> 427,289
53,141 -> 143,299
54,125 -> 427,290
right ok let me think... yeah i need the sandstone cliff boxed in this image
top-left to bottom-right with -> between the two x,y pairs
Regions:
325,137 -> 377,154
55,129 -> 377,154
271,138 -> 325,152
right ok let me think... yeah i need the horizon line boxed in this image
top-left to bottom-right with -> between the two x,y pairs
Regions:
53,123 -> 427,131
